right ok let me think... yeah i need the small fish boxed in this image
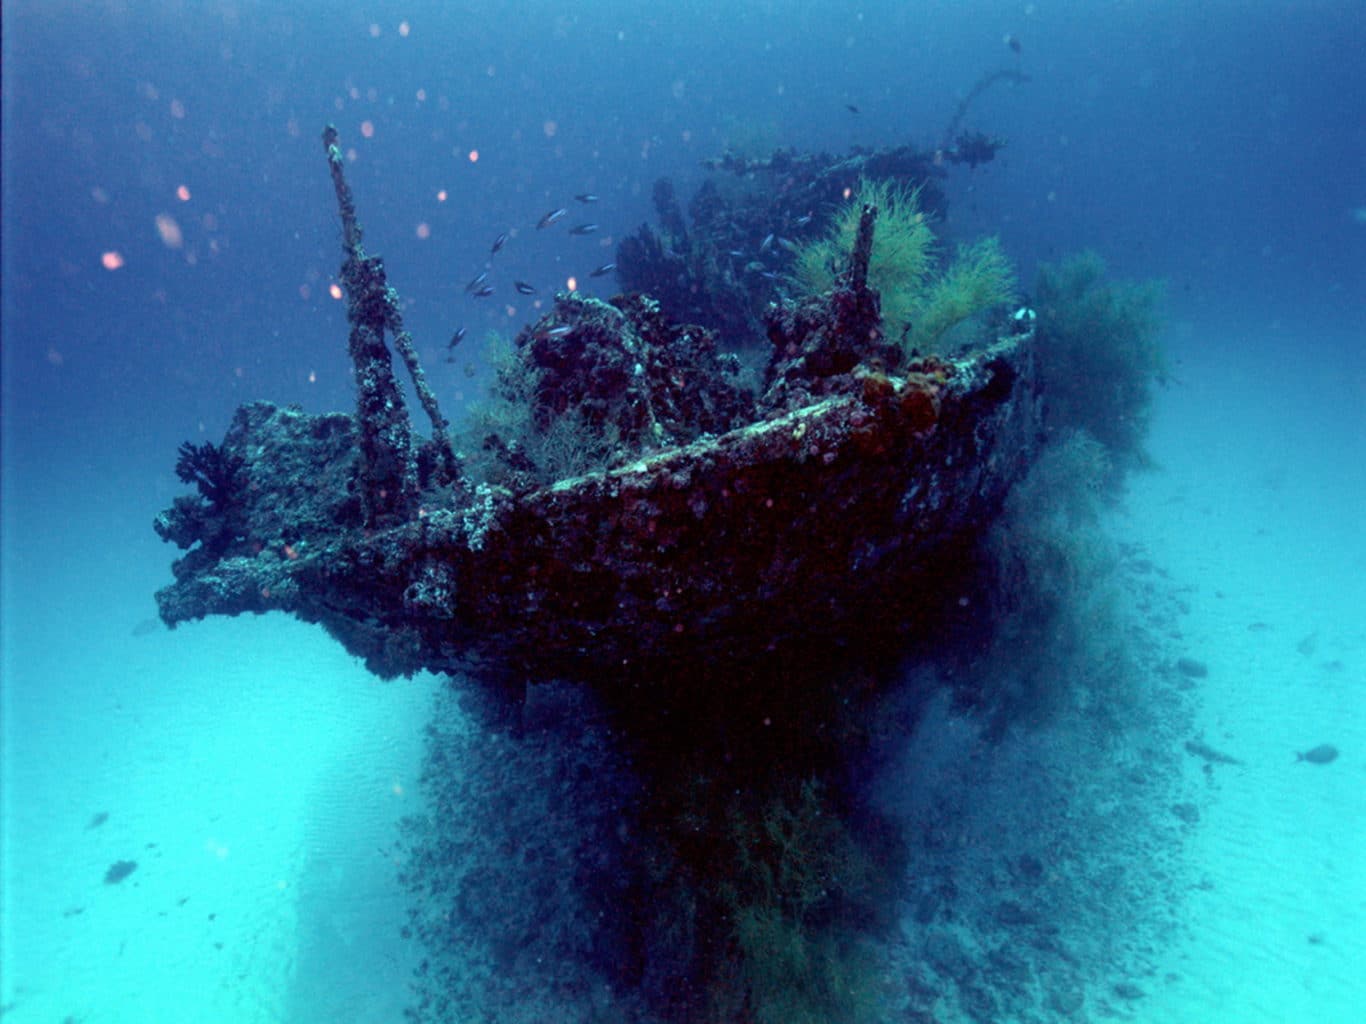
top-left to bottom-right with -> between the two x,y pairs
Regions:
1295,744 -> 1338,765
536,207 -> 568,229
574,193 -> 599,203
589,262 -> 616,277
1004,33 -> 1022,55
1176,657 -> 1208,679
448,327 -> 467,349
727,249 -> 747,258
544,324 -> 574,338
845,103 -> 860,114
513,281 -> 537,295
471,284 -> 495,298
490,233 -> 507,255
794,213 -> 813,228
1184,738 -> 1243,766
776,236 -> 800,253
568,223 -> 599,235
464,271 -> 488,293
759,232 -> 775,253
104,860 -> 138,885
87,811 -> 109,830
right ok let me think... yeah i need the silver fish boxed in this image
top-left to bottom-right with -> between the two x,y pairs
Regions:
536,207 -> 568,229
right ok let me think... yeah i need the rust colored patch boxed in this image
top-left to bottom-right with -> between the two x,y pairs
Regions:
901,374 -> 942,434
859,370 -> 896,404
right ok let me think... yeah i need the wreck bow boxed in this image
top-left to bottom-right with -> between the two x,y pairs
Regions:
154,127 -> 1041,694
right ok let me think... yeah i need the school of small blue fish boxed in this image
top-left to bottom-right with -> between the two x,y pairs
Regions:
449,186 -> 815,355
449,190 -> 615,349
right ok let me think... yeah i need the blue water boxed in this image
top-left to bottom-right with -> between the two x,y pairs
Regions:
3,2 -> 1363,1021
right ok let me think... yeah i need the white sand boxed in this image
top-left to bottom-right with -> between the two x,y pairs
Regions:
2,606 -> 435,1023
1120,329 -> 1366,1022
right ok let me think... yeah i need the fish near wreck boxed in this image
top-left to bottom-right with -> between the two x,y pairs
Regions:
1184,738 -> 1244,766
152,132 -> 1043,708
536,207 -> 568,229
1295,744 -> 1338,764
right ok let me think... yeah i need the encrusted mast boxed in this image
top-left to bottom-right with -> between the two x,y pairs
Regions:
836,201 -> 882,341
321,124 -> 459,525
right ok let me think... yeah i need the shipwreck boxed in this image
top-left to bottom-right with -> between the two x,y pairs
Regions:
155,127 -> 1041,711
152,122 -> 1052,1022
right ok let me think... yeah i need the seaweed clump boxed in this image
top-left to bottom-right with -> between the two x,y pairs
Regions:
791,179 -> 936,343
617,145 -> 950,348
791,178 -> 1016,354
708,778 -> 891,1024
153,440 -> 246,554
175,440 -> 243,508
1033,251 -> 1165,480
471,290 -> 756,488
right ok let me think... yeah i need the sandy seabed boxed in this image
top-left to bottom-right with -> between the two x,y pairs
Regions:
1116,331 -> 1365,1024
